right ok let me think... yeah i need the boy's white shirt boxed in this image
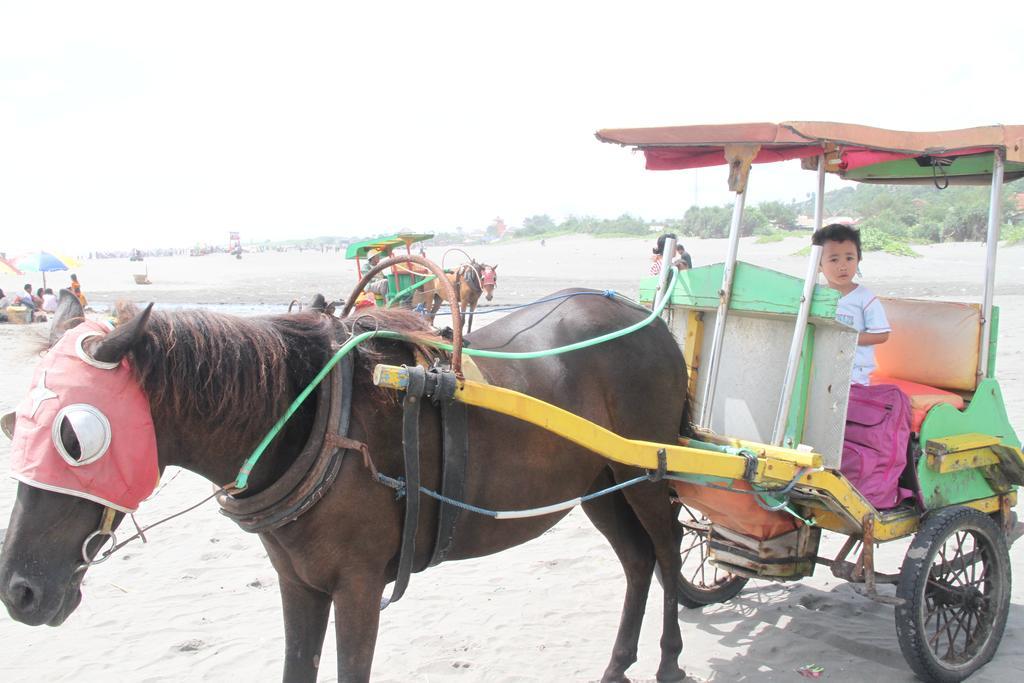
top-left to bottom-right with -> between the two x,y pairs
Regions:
835,284 -> 890,385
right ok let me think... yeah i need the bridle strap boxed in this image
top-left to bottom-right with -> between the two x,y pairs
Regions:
381,364 -> 426,609
99,506 -> 117,534
79,490 -> 223,569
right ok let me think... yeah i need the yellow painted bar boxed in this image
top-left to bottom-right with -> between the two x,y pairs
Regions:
927,448 -> 1002,474
925,433 -> 1008,474
455,380 -> 821,479
373,364 -> 820,481
925,433 -> 1001,456
373,364 -> 1018,545
683,310 -> 703,402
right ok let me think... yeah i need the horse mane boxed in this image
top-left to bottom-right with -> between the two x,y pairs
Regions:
114,303 -> 441,437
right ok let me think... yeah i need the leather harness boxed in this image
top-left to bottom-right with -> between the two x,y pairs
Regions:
217,352 -> 356,532
217,347 -> 470,610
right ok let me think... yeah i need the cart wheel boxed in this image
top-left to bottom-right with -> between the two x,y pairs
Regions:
895,506 -> 1011,682
656,504 -> 748,608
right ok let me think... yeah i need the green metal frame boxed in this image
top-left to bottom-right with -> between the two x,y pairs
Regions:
783,327 -> 814,449
988,305 -> 1000,378
344,232 -> 434,259
639,262 -> 839,318
645,262 -> 837,449
841,152 -> 1024,182
917,378 -> 1021,509
645,262 -> 1020,510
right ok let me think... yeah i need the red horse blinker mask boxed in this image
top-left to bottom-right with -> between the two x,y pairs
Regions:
2,320 -> 159,513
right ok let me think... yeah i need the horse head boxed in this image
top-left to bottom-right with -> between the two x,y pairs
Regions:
478,263 -> 497,301
0,299 -> 333,629
0,294 -> 155,626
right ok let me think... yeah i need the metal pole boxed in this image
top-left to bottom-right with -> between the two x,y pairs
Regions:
772,246 -> 821,445
698,186 -> 747,427
653,235 -> 677,309
978,151 -> 1004,383
771,157 -> 826,446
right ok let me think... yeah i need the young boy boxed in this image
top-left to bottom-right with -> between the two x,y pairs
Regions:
812,224 -> 890,385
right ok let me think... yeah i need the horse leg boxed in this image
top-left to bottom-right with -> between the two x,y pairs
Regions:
581,470 -> 660,683
332,573 -> 387,683
427,293 -> 442,324
617,476 -> 685,682
279,577 -> 333,683
465,301 -> 476,334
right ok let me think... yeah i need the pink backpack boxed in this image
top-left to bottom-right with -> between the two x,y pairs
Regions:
841,383 -> 914,509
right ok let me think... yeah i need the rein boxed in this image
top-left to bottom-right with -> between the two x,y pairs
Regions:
76,489 -> 224,570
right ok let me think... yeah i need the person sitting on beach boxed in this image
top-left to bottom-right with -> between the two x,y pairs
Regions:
17,285 -> 37,311
41,288 -> 58,313
0,289 -> 9,321
812,223 -> 890,385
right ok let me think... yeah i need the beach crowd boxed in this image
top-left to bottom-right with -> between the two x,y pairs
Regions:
0,274 -> 87,323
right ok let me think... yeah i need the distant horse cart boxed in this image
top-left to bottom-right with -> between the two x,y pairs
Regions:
1,122 -> 1023,683
420,256 -> 498,333
344,232 -> 436,309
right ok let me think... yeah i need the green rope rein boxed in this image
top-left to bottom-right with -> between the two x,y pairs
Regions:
232,268 -> 679,490
385,274 -> 437,308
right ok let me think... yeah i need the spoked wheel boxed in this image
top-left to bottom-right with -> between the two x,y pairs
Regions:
895,507 -> 1011,682
657,504 -> 748,608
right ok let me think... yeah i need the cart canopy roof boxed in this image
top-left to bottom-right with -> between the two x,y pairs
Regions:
596,122 -> 1024,185
345,233 -> 434,259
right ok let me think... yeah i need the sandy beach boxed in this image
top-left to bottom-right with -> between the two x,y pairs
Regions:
1,235 -> 1022,682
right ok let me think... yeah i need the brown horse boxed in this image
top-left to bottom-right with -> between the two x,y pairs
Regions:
418,261 -> 498,334
0,289 -> 689,682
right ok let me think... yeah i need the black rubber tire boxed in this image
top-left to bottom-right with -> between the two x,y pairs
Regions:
656,504 -> 748,608
895,506 -> 1011,682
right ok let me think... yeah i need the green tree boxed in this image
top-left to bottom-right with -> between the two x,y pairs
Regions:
759,201 -> 798,229
520,214 -> 556,235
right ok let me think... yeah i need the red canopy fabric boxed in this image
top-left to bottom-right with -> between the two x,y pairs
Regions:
596,122 -> 1024,172
645,144 -> 822,171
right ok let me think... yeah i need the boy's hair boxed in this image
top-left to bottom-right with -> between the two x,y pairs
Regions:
812,223 -> 862,259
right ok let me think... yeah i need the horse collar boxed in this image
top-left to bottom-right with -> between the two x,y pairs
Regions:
217,351 -> 356,533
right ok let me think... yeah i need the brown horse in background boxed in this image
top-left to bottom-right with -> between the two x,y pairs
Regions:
416,261 -> 498,333
0,289 -> 689,682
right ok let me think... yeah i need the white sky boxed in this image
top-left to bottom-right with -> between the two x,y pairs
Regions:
2,1 -> 1022,253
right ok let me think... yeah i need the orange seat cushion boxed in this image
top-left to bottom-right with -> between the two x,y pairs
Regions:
870,373 -> 965,433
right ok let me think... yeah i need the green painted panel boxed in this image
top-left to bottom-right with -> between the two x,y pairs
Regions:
783,327 -> 815,449
917,378 -> 1020,509
843,153 -> 1024,182
988,305 -> 999,378
640,262 -> 839,319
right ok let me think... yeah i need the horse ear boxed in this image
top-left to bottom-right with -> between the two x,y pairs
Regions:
90,303 -> 154,365
49,289 -> 86,347
491,263 -> 498,270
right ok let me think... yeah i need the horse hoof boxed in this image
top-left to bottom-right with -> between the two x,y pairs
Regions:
656,667 -> 687,682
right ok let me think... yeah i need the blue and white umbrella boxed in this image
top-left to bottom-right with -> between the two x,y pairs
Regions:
13,251 -> 79,288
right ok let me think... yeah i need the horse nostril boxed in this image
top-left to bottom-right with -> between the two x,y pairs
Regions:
9,575 -> 40,613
